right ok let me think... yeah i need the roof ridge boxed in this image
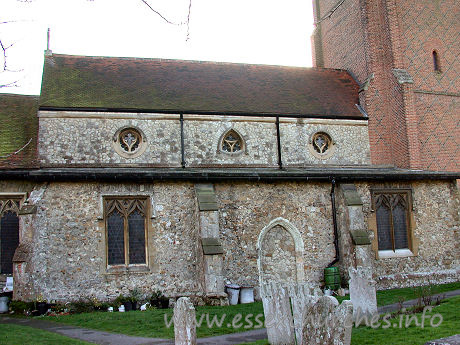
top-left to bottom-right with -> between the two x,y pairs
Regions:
47,53 -> 349,73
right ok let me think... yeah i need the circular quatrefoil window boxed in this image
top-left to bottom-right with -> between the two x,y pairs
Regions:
308,131 -> 335,159
113,127 -> 147,159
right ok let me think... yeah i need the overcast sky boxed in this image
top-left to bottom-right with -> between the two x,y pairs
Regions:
1,0 -> 315,95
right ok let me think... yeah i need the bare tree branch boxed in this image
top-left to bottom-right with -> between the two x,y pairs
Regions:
186,0 -> 192,41
140,0 -> 182,25
0,138 -> 32,159
0,80 -> 19,88
0,38 -> 8,71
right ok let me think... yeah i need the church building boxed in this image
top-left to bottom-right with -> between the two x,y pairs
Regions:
0,0 -> 458,303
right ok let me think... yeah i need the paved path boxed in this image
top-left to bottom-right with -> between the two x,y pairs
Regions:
1,289 -> 459,345
0,316 -> 173,345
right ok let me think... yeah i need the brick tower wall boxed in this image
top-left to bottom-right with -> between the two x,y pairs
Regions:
312,0 -> 459,172
395,0 -> 459,172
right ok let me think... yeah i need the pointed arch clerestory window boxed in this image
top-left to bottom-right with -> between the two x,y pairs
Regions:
220,129 -> 244,154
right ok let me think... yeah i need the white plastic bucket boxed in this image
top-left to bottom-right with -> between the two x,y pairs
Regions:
239,287 -> 254,304
225,284 -> 240,305
0,296 -> 9,313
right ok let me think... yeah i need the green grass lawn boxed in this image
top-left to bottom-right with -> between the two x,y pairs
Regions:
41,281 -> 459,340
336,281 -> 460,306
351,295 -> 460,345
0,324 -> 92,345
45,301 -> 265,339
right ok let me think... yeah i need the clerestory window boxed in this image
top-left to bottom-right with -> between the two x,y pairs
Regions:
220,129 -> 244,154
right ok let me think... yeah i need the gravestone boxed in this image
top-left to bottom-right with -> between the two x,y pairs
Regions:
174,297 -> 196,345
261,282 -> 352,345
261,282 -> 296,345
302,296 -> 353,345
287,283 -> 322,345
348,266 -> 378,318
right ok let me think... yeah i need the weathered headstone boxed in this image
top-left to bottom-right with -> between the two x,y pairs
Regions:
287,283 -> 322,345
262,282 -> 352,345
261,282 -> 296,345
348,266 -> 378,318
302,296 -> 353,345
174,297 -> 196,345
261,282 -> 323,345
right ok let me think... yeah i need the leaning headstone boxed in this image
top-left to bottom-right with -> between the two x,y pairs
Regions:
174,297 -> 196,345
348,266 -> 378,318
302,296 -> 353,345
261,282 -> 295,345
287,283 -> 322,345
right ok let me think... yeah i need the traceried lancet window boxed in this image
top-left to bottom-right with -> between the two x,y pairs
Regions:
221,130 -> 243,153
374,191 -> 411,251
104,198 -> 148,266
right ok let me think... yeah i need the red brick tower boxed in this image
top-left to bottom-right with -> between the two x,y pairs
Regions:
311,0 -> 459,172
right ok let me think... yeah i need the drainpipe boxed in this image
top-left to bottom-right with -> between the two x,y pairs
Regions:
328,177 -> 340,267
180,113 -> 186,168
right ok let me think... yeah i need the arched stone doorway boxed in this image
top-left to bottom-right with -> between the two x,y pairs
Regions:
257,218 -> 305,286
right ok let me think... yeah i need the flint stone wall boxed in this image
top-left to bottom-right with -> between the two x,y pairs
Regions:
2,179 -> 458,301
38,111 -> 370,167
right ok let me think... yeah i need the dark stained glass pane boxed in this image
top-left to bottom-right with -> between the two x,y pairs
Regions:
0,211 -> 19,274
107,211 -> 125,265
128,210 -> 146,264
393,204 -> 409,249
376,203 -> 392,250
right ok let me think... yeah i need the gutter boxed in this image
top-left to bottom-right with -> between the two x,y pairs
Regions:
38,106 -> 366,121
0,168 -> 459,182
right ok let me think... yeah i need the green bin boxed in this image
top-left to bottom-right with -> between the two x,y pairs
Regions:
324,267 -> 341,290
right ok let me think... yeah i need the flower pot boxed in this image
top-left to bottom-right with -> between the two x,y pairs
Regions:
131,301 -> 137,310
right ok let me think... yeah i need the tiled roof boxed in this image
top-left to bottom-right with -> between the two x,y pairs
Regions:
0,93 -> 39,169
40,54 -> 362,118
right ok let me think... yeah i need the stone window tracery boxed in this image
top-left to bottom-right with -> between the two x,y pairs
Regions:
312,132 -> 331,154
308,131 -> 335,159
220,129 -> 244,154
120,128 -> 141,153
112,127 -> 147,159
104,197 -> 148,267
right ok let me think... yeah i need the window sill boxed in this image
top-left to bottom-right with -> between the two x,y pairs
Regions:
105,265 -> 150,275
378,249 -> 414,259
